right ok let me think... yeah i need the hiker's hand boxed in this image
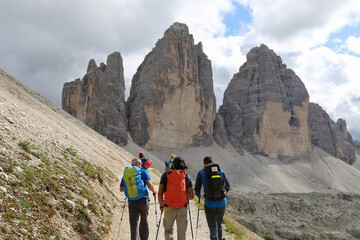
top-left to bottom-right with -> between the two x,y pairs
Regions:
160,205 -> 164,211
153,190 -> 157,195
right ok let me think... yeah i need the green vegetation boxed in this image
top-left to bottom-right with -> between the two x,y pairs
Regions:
150,168 -> 162,177
18,141 -> 44,158
194,196 -> 205,210
0,140 -> 116,239
223,215 -> 246,240
18,141 -> 31,152
66,146 -> 78,157
192,196 -> 246,239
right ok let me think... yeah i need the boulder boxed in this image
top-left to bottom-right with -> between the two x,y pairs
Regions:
126,22 -> 216,150
220,44 -> 311,157
62,52 -> 127,145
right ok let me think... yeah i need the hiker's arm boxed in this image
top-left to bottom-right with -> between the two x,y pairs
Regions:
119,178 -> 125,192
194,171 -> 202,198
187,187 -> 194,200
158,184 -> 165,209
146,180 -> 157,194
223,171 -> 231,192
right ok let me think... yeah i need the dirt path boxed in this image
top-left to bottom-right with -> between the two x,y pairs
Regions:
108,194 -> 234,240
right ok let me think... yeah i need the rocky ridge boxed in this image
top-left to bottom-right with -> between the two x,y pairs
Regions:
62,52 -> 127,146
308,102 -> 356,164
61,22 -> 358,166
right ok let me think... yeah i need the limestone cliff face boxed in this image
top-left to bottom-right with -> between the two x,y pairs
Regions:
308,103 -> 356,164
213,113 -> 228,148
62,52 -> 127,145
220,44 -> 311,157
126,22 -> 216,150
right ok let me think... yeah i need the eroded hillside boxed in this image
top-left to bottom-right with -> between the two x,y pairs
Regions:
0,69 -> 133,239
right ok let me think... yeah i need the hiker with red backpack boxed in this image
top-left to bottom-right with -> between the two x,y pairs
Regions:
195,156 -> 230,240
139,152 -> 153,170
120,158 -> 157,240
158,156 -> 194,240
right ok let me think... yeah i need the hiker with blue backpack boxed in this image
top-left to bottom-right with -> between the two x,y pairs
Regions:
120,158 -> 157,240
195,156 -> 230,240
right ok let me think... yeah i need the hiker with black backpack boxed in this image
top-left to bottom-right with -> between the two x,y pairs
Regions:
120,158 -> 157,240
195,156 -> 230,240
158,156 -> 194,240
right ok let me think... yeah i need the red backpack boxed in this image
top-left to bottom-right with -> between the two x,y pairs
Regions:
164,170 -> 188,208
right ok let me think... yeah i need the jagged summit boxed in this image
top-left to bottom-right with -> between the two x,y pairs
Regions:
127,22 -> 216,150
87,59 -> 97,72
166,22 -> 189,35
219,44 -> 311,157
62,51 -> 127,146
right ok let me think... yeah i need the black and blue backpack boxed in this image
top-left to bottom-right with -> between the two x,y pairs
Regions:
204,163 -> 226,200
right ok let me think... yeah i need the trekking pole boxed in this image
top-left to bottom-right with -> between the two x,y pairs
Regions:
116,197 -> 127,240
187,198 -> 194,240
155,210 -> 163,240
153,193 -> 158,226
195,196 -> 200,240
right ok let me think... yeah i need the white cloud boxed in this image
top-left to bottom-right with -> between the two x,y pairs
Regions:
292,46 -> 360,140
240,0 -> 360,53
344,36 -> 360,54
1,0 -> 360,140
174,0 -> 233,40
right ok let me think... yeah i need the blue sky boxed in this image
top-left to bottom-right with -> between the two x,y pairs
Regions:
0,0 -> 360,140
223,2 -> 252,36
325,24 -> 360,56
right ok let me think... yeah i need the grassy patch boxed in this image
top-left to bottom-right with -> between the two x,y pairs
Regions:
18,141 -> 31,153
263,231 -> 276,239
20,200 -> 32,209
150,168 -> 162,177
6,165 -> 14,174
194,196 -> 204,210
18,141 -> 44,158
0,141 -> 116,239
223,215 -> 246,240
66,146 -> 78,157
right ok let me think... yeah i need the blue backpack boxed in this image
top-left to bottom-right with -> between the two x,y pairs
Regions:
123,166 -> 146,200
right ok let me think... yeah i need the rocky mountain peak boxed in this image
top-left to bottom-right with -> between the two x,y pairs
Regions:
62,51 -> 127,146
219,44 -> 311,157
87,59 -> 97,73
106,51 -> 123,72
166,22 -> 189,35
336,118 -> 349,139
127,22 -> 215,150
246,44 -> 287,69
